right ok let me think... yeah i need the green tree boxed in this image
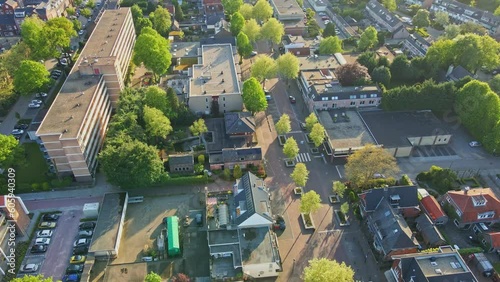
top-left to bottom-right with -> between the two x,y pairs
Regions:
390,55 -> 414,83
307,19 -> 322,38
233,165 -> 243,179
66,7 -> 76,16
261,18 -> 285,44
382,0 -> 396,11
425,39 -> 455,69
335,63 -> 371,86
483,120 -> 500,153
236,32 -> 253,58
489,74 -> 500,93
302,258 -> 354,282
453,34 -> 500,73
144,86 -> 168,113
358,26 -> 378,51
81,8 -> 92,18
86,0 -> 95,8
0,134 -> 23,168
239,3 -> 254,19
252,0 -> 273,22
136,17 -> 153,35
291,162 -> 310,187
174,2 -> 184,22
495,5 -> 500,16
242,19 -> 261,42
340,202 -> 349,215
20,16 -> 44,57
149,6 -> 172,37
460,22 -> 488,35
305,8 -> 315,20
189,119 -> 208,136
144,272 -> 162,282
131,4 -> 143,21
222,0 -> 243,15
356,51 -> 377,73
371,66 -> 391,87
14,60 -> 50,95
305,113 -> 318,132
275,114 -> 291,135
434,11 -> 450,27
72,19 -> 82,32
413,9 -> 430,28
442,24 -> 461,39
99,136 -> 165,188
143,105 -> 173,141
276,52 -> 300,81
230,12 -> 245,36
12,275 -> 54,282
133,27 -> 172,80
345,144 -> 400,189
251,55 -> 277,83
223,168 -> 231,180
309,123 -> 325,147
318,36 -> 343,55
378,56 -> 390,67
283,137 -> 299,159
74,0 -> 82,6
323,22 -> 337,37
296,0 -> 304,7
299,190 -> 321,214
242,77 -> 267,113
198,154 -> 205,165
408,4 -> 421,16
332,181 -> 346,198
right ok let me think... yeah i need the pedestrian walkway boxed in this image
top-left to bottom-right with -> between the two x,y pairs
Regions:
295,152 -> 311,163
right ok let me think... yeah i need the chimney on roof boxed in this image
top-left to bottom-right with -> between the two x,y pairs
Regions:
464,186 -> 470,194
221,70 -> 223,75
221,79 -> 224,83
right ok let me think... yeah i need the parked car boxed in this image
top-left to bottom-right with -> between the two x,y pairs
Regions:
72,246 -> 89,255
321,16 -> 329,20
20,264 -> 39,273
66,264 -> 84,274
203,169 -> 212,177
77,230 -> 93,238
28,103 -> 41,109
70,255 -> 86,264
63,274 -> 81,282
35,238 -> 51,245
469,141 -> 482,147
195,213 -> 203,226
300,122 -> 306,130
78,30 -> 84,36
265,95 -> 272,101
79,222 -> 96,230
319,12 -> 326,16
37,229 -> 53,238
60,58 -> 68,66
30,244 -> 48,253
42,213 -> 59,221
74,238 -> 90,247
12,129 -> 24,135
324,20 -> 331,25
14,124 -> 28,130
250,51 -> 258,56
38,221 -> 56,229
31,99 -> 43,105
289,96 -> 296,104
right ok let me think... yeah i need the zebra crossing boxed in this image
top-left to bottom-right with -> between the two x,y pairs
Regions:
295,152 -> 311,163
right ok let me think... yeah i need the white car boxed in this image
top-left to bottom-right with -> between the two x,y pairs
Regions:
12,129 -> 24,135
35,238 -> 51,245
28,103 -> 41,109
319,12 -> 326,16
20,264 -> 38,273
78,30 -> 84,36
37,229 -> 53,238
74,238 -> 90,247
469,141 -> 482,147
31,99 -> 43,104
35,92 -> 48,98
324,20 -> 331,25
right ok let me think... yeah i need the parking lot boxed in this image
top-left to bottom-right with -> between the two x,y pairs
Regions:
412,145 -> 458,158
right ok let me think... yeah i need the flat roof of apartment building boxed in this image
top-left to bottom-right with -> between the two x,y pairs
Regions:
37,8 -> 130,138
270,0 -> 303,17
189,44 -> 240,96
298,55 -> 342,71
90,192 -> 127,253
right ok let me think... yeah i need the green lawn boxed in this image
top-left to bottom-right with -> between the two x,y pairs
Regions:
16,143 -> 50,192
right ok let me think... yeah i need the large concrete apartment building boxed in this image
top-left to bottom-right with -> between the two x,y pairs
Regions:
36,8 -> 135,182
187,44 -> 242,115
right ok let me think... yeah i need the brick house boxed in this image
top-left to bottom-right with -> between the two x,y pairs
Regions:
481,232 -> 500,253
441,188 -> 500,229
0,195 -> 30,236
0,0 -> 18,36
359,186 -> 421,218
420,195 -> 448,225
168,154 -> 194,174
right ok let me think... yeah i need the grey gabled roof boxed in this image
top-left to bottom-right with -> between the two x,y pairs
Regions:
369,201 -> 419,255
366,0 -> 402,28
168,154 -> 194,166
360,185 -> 419,212
224,112 -> 255,135
222,147 -> 262,163
448,65 -> 472,81
416,214 -> 445,246
233,172 -> 272,226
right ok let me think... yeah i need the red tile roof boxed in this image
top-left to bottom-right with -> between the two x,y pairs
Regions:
487,232 -> 500,248
420,195 -> 445,221
0,195 -> 5,207
203,0 -> 221,5
447,188 -> 500,224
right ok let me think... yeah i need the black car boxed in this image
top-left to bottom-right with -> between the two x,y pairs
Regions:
66,264 -> 84,274
14,124 -> 29,130
31,244 -> 48,253
79,222 -> 96,230
72,246 -> 89,255
42,213 -> 59,221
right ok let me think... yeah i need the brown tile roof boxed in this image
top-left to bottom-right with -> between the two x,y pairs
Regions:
487,232 -> 500,248
421,195 -> 446,221
447,188 -> 500,224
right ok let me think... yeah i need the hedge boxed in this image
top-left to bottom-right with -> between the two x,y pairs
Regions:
158,175 -> 213,186
458,247 -> 484,255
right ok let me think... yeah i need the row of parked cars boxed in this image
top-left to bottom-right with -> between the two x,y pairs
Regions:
62,221 -> 96,282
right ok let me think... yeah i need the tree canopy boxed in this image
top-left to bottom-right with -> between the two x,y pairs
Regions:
318,36 -> 343,55
305,113 -> 318,132
242,77 -> 267,113
309,123 -> 325,147
149,6 -> 171,37
358,26 -> 378,51
222,0 -> 243,15
382,0 -> 396,11
390,55 -> 415,83
489,74 -> 500,93
332,181 -> 347,198
302,258 -> 354,282
371,66 -> 391,87
189,118 -> 208,136
236,32 -> 253,57
133,27 -> 172,79
251,55 -> 277,82
14,60 -> 50,95
143,105 -> 173,140
252,0 -> 274,22
261,18 -> 285,44
230,12 -> 245,35
299,190 -> 321,214
413,9 -> 430,27
144,272 -> 162,282
335,63 -> 370,86
242,19 -> 261,42
276,52 -> 300,80
144,86 -> 168,114
345,144 -> 400,189
291,162 -> 310,188
239,3 -> 254,19
283,137 -> 299,159
356,51 -> 378,73
275,114 -> 291,135
0,134 -> 23,168
434,11 -> 450,27
12,275 -> 54,282
323,22 -> 337,37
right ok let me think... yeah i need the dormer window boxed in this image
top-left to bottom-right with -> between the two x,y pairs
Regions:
390,194 -> 400,204
472,195 -> 487,207
478,211 -> 494,219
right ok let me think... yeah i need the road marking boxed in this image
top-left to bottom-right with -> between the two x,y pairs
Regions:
295,153 -> 311,163
318,229 -> 341,233
335,165 -> 342,178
